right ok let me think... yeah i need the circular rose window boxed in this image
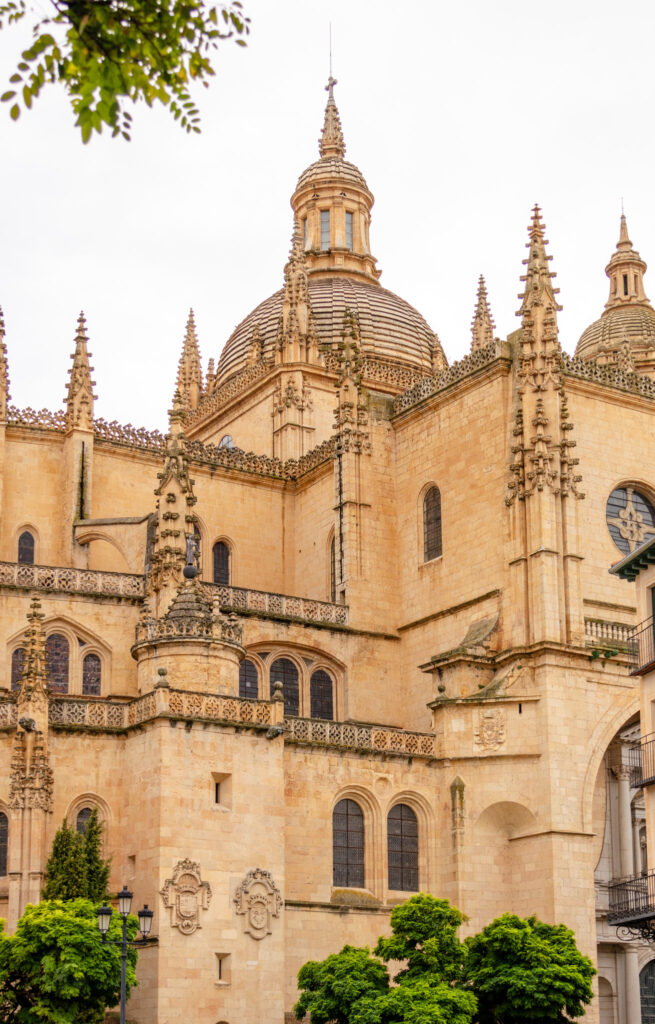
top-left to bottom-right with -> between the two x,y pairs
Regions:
606,486 -> 655,554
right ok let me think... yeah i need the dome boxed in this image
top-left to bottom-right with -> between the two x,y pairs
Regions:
576,305 -> 655,359
295,155 -> 371,194
216,277 -> 437,383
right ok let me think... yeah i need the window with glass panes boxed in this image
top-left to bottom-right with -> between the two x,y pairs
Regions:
239,659 -> 259,700
213,541 -> 230,585
76,807 -> 93,835
82,653 -> 101,696
17,531 -> 35,565
387,803 -> 418,891
46,633 -> 69,693
320,210 -> 330,249
270,657 -> 299,716
0,813 -> 7,876
345,211 -> 353,250
423,486 -> 442,561
333,799 -> 364,887
11,648 -> 24,691
310,669 -> 333,719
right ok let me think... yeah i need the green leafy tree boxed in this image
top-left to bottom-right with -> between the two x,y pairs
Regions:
351,979 -> 477,1024
0,898 -> 138,1023
374,894 -> 467,985
463,913 -> 596,1024
294,946 -> 390,1024
42,813 -> 111,902
0,0 -> 249,141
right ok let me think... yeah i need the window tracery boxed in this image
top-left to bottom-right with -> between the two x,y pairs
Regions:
606,485 -> 655,554
310,669 -> 333,720
10,647 -> 24,691
333,798 -> 364,888
387,803 -> 419,891
76,807 -> 93,834
17,531 -> 35,565
82,653 -> 101,696
46,633 -> 69,693
239,659 -> 258,700
270,658 -> 299,716
213,541 -> 230,585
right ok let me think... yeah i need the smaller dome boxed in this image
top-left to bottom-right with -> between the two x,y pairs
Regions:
295,155 -> 371,195
577,306 -> 655,359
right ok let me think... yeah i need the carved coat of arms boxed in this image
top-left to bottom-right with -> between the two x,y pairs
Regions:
233,868 -> 282,941
474,707 -> 506,751
160,859 -> 211,935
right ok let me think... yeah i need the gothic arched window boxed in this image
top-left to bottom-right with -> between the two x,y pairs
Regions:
310,669 -> 334,720
82,653 -> 101,696
387,803 -> 419,892
10,647 -> 25,691
239,659 -> 258,700
17,531 -> 35,565
423,486 -> 442,562
76,807 -> 93,834
46,633 -> 69,693
270,657 -> 299,716
0,813 -> 8,876
333,798 -> 364,888
213,541 -> 230,586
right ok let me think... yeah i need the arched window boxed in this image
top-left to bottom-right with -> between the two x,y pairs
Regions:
82,653 -> 101,696
218,435 -> 234,449
387,803 -> 419,891
0,813 -> 8,876
310,669 -> 334,720
213,541 -> 230,585
423,486 -> 442,562
76,807 -> 93,835
640,961 -> 655,1023
10,647 -> 25,691
330,534 -> 336,602
333,798 -> 364,888
46,633 -> 69,693
18,531 -> 35,565
270,658 -> 299,716
239,659 -> 258,700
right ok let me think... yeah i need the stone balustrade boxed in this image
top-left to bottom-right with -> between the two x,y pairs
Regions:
585,617 -> 633,649
284,716 -> 437,758
0,561 -> 145,599
203,582 -> 349,626
46,690 -> 274,730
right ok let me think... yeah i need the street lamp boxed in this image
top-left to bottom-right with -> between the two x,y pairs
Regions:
97,887 -> 154,1024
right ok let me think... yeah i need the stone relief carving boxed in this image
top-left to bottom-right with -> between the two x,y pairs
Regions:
233,867 -> 282,940
474,707 -> 506,752
160,859 -> 211,935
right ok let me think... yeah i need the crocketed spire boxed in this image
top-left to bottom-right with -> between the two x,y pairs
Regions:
276,219 -> 318,364
175,309 -> 203,411
518,205 -> 562,322
319,76 -> 345,158
471,275 -> 496,351
64,311 -> 96,432
0,306 -> 10,423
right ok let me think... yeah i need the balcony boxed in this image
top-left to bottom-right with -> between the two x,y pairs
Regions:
608,871 -> 655,927
626,733 -> 655,788
626,617 -> 655,675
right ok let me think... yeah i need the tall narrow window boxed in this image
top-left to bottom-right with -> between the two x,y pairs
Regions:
76,807 -> 93,835
17,531 -> 35,565
213,541 -> 230,585
330,534 -> 336,602
320,210 -> 330,250
239,659 -> 258,700
270,657 -> 299,716
46,633 -> 69,693
82,653 -> 101,696
10,647 -> 25,691
0,813 -> 8,876
423,486 -> 442,561
333,798 -> 364,888
623,273 -> 629,296
345,211 -> 353,250
303,217 -> 308,247
387,803 -> 418,891
310,670 -> 334,720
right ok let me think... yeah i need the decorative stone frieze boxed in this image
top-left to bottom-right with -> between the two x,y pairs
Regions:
234,868 -> 282,940
160,859 -> 211,935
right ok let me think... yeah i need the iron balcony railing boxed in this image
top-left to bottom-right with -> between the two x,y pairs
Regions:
626,733 -> 655,788
608,870 -> 655,925
626,616 -> 655,675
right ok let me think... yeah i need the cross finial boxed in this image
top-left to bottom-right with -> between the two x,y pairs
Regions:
326,76 -> 337,103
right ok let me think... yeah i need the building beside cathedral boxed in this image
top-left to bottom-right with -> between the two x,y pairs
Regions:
1,79 -> 655,1023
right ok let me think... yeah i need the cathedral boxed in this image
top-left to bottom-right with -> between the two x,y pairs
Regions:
1,78 -> 655,1023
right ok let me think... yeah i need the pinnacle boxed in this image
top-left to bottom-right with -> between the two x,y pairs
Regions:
471,275 -> 496,350
175,309 -> 203,411
319,76 -> 346,159
64,310 -> 96,428
517,204 -> 561,316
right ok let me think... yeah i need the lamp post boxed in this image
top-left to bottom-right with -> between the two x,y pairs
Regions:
97,886 -> 154,1024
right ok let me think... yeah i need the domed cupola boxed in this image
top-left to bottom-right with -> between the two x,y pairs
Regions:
291,77 -> 380,283
576,214 -> 655,376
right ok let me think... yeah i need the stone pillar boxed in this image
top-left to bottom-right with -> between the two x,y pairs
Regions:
624,946 -> 641,1024
615,765 -> 635,876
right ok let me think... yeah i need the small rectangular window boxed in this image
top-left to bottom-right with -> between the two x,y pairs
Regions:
345,211 -> 353,250
211,772 -> 231,810
321,210 -> 330,250
623,273 -> 629,296
215,953 -> 230,985
303,217 -> 307,247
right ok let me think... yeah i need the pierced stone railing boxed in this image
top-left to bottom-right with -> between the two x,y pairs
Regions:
284,717 -> 437,757
93,418 -> 166,453
185,361 -> 272,426
585,617 -> 633,649
561,352 -> 655,401
7,405 -> 66,431
134,614 -> 243,647
204,583 -> 349,626
0,561 -> 145,598
167,690 -> 273,725
392,340 -> 504,415
47,690 -> 274,730
49,698 -> 128,730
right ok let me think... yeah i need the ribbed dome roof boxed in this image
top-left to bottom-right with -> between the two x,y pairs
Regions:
295,156 -> 371,193
216,277 -> 437,383
576,305 -> 655,358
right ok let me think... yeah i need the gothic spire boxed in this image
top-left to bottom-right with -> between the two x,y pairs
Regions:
319,76 -> 345,159
518,206 -> 562,320
0,306 -> 10,422
175,309 -> 203,411
64,312 -> 96,432
471,275 -> 496,351
276,219 -> 318,364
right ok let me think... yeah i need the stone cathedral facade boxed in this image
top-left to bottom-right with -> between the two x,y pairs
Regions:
1,80 -> 655,1023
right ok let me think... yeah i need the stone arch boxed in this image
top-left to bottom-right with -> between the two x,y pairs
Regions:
15,523 -> 39,564
75,529 -> 130,573
332,785 -> 382,898
211,535 -> 236,586
65,793 -> 112,855
417,480 -> 442,565
7,616 -> 111,697
582,697 -> 640,832
470,801 -> 538,921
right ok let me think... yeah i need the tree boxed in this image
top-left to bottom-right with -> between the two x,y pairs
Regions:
0,0 -> 249,141
0,898 -> 138,1023
295,946 -> 390,1024
42,812 -> 111,902
374,895 -> 467,985
463,913 -> 596,1024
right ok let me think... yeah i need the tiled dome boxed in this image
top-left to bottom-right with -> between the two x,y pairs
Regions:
576,306 -> 655,359
295,156 -> 371,194
216,277 -> 437,383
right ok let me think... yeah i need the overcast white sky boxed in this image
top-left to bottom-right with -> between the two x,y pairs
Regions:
0,0 -> 653,430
